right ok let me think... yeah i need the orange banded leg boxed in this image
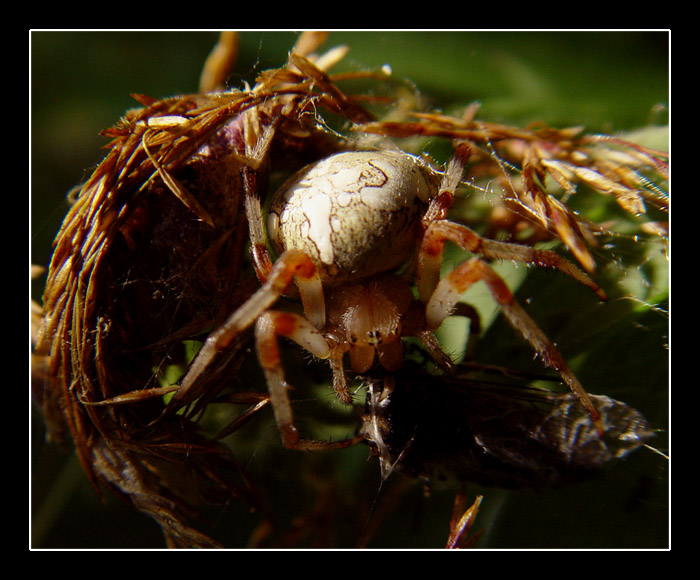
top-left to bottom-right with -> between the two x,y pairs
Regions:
418,219 -> 606,304
255,312 -> 362,450
256,311 -> 329,449
172,249 -> 324,407
426,256 -> 601,428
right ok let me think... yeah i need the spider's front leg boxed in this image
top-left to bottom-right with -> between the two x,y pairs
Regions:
171,248 -> 359,450
171,249 -> 324,408
254,311 -> 360,450
418,219 -> 603,427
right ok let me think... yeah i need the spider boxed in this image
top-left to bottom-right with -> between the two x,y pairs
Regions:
170,141 -> 607,451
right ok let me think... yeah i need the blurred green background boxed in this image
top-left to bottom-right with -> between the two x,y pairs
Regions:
31,30 -> 669,549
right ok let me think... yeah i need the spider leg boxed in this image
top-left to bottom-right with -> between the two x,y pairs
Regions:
417,219 -> 606,303
241,98 -> 302,284
255,311 -> 362,450
171,249 -> 323,407
244,166 -> 275,283
326,336 -> 353,404
424,254 -> 602,428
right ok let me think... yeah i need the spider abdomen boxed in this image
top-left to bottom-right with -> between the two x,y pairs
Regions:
268,150 -> 439,282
